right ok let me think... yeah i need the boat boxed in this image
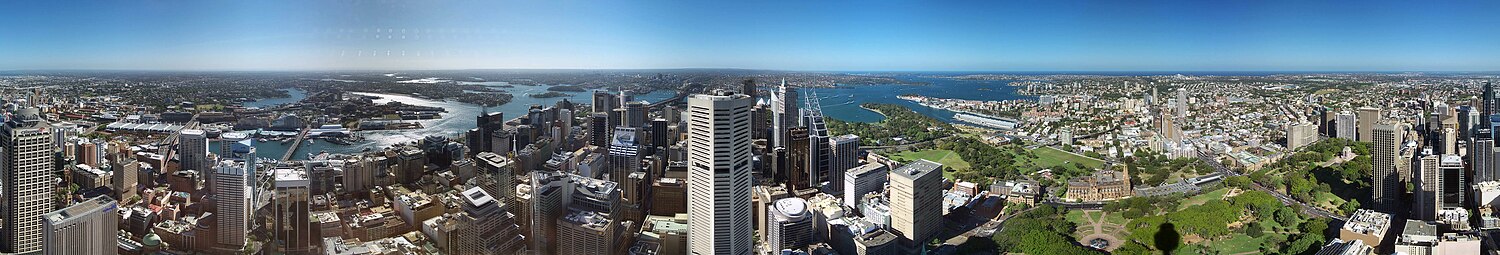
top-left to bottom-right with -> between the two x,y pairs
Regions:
258,138 -> 268,143
307,140 -> 315,145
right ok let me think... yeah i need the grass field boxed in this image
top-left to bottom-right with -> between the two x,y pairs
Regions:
1176,188 -> 1231,211
1031,146 -> 1106,169
891,149 -> 973,172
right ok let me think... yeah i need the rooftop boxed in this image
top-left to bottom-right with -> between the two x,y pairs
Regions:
1341,209 -> 1392,237
562,209 -> 611,230
892,159 -> 942,179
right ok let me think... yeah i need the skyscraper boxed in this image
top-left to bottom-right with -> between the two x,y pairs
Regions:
829,134 -> 861,194
804,93 -> 831,190
591,113 -> 610,147
608,127 -> 642,185
686,92 -> 754,255
844,163 -> 888,208
1484,82 -> 1495,118
890,159 -> 943,245
741,79 -> 757,98
2,108 -> 54,253
1415,155 -> 1440,221
1336,112 -> 1358,140
625,101 -> 647,128
1358,107 -> 1379,142
771,80 -> 799,148
1176,88 -> 1188,118
765,197 -> 814,253
271,169 -> 313,253
42,196 -> 117,255
214,160 -> 251,249
786,127 -> 812,191
1373,124 -> 1404,214
454,187 -> 526,255
593,90 -> 620,115
475,112 -> 505,154
179,129 -> 209,172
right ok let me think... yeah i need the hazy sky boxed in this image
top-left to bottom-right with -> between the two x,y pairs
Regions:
1,0 -> 1498,71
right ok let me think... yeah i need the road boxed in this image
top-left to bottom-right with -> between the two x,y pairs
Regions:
1196,149 -> 1346,221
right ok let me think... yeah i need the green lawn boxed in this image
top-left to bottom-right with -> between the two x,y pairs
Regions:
1176,188 -> 1231,211
891,149 -> 972,171
1031,146 -> 1106,170
1205,233 -> 1273,254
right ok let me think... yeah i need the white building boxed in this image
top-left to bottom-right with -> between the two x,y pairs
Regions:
215,160 -> 251,249
2,108 -> 55,253
766,197 -> 814,253
686,92 -> 755,255
843,163 -> 888,208
42,196 -> 118,255
889,159 -> 943,245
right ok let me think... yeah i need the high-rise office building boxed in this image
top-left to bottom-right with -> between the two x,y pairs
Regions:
1358,107 -> 1379,142
686,92 -> 754,255
1373,124 -> 1404,214
591,113 -> 609,147
1336,112 -> 1358,140
741,79 -> 757,98
787,127 -> 812,191
179,129 -> 209,173
765,197 -> 814,253
649,118 -> 668,156
271,169 -> 313,253
593,90 -> 620,115
557,209 -> 629,255
529,171 -> 574,255
42,196 -> 117,255
1439,155 -> 1465,211
454,187 -> 526,255
804,93 -> 831,190
608,127 -> 642,185
889,159 -> 943,245
625,101 -> 647,128
830,134 -> 861,194
844,163 -> 888,208
1287,122 -> 1318,149
2,108 -> 54,253
1415,155 -> 1440,220
771,80 -> 799,148
214,160 -> 251,249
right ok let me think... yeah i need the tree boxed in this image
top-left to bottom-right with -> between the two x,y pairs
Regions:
1245,222 -> 1265,238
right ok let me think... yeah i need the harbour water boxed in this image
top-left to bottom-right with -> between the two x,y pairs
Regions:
218,84 -> 677,160
804,75 -> 1029,123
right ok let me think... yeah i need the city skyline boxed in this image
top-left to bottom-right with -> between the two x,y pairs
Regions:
1,1 -> 1498,71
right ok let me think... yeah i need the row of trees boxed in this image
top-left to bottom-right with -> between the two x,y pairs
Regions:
1253,138 -> 1372,215
1125,149 -> 1215,186
989,205 -> 1106,254
1112,188 -> 1330,255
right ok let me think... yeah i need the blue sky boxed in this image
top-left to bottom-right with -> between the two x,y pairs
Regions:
1,0 -> 1497,71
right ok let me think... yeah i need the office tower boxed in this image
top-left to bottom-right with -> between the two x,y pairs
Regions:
608,127 -> 642,185
766,197 -> 814,253
1,108 -> 54,253
787,127 -> 812,190
1440,155 -> 1466,211
591,113 -> 610,147
611,108 -> 625,131
686,92 -> 754,255
1415,155 -> 1440,220
492,128 -> 515,154
805,93 -> 831,190
844,163 -> 889,207
220,132 -> 249,159
214,160 -> 251,249
649,118 -> 668,156
771,80 -> 799,148
572,176 -> 621,216
1440,128 -> 1458,155
1336,112 -> 1358,140
1175,88 -> 1188,118
593,90 -> 620,115
1460,106 -> 1478,139
625,101 -> 647,128
179,129 -> 209,172
557,209 -> 630,255
1373,124 -> 1404,214
454,187 -> 525,255
474,152 -> 516,202
111,154 -> 140,200
889,159 -> 943,245
271,169 -> 313,253
1358,107 -> 1379,142
830,134 -> 861,194
753,106 -> 771,142
41,196 -> 117,255
1286,122 -> 1318,149
529,171 -> 574,255
741,79 -> 757,98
